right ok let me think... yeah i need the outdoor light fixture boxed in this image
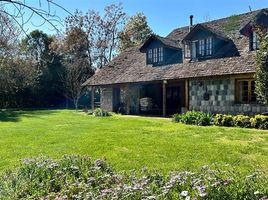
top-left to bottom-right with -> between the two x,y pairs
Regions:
163,80 -> 168,84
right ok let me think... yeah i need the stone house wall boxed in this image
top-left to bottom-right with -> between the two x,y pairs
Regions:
189,79 -> 268,115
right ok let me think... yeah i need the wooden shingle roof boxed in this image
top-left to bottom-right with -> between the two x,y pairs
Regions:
84,9 -> 266,86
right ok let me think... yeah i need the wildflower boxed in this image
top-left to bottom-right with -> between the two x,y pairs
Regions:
180,191 -> 188,197
254,191 -> 260,195
260,196 -> 267,200
186,196 -> 191,200
101,189 -> 112,194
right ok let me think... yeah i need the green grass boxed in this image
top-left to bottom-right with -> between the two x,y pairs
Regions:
0,109 -> 268,175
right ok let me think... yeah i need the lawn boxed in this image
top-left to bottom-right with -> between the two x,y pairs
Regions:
0,109 -> 268,175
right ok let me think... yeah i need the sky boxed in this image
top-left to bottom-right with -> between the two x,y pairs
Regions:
6,0 -> 268,36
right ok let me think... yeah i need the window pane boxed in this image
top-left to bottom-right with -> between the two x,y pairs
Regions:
251,81 -> 257,103
206,37 -> 212,55
184,43 -> 190,58
238,81 -> 249,103
252,32 -> 260,50
199,39 -> 205,56
158,47 -> 163,62
153,48 -> 158,63
148,49 -> 152,63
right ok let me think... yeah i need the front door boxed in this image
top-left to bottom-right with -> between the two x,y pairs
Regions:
166,86 -> 181,115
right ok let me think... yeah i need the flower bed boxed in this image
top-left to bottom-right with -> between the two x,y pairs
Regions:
0,156 -> 267,199
173,112 -> 268,130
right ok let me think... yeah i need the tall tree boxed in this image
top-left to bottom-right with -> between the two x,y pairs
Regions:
56,27 -> 94,109
255,28 -> 268,105
65,3 -> 126,69
119,12 -> 152,52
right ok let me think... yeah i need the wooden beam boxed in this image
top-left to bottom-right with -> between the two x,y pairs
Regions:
185,79 -> 189,110
162,80 -> 167,117
125,85 -> 131,115
91,86 -> 95,112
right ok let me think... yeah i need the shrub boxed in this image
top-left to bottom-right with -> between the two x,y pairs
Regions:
250,115 -> 268,129
93,108 -> 111,117
233,115 -> 251,128
0,156 -> 267,199
173,111 -> 212,126
214,114 -> 234,127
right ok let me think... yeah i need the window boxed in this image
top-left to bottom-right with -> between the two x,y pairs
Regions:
184,43 -> 191,58
153,48 -> 158,63
199,39 -> 205,56
206,37 -> 213,55
236,79 -> 257,104
158,47 -> 163,62
147,49 -> 153,63
148,47 -> 164,64
252,31 -> 260,50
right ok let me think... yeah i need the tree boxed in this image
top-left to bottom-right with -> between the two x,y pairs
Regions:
119,12 -> 152,52
255,28 -> 268,105
0,0 -> 69,34
65,3 -> 127,69
21,30 -> 65,106
55,27 -> 94,109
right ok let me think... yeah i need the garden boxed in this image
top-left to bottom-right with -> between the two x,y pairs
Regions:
0,109 -> 268,199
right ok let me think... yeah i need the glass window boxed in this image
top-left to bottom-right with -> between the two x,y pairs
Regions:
184,43 -> 191,58
252,31 -> 260,50
206,37 -> 213,55
158,47 -> 163,62
148,49 -> 152,63
236,80 -> 256,104
199,39 -> 205,56
153,48 -> 158,63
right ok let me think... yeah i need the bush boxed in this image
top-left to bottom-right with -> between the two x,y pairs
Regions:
0,156 -> 267,199
173,111 -> 212,126
214,114 -> 234,127
250,115 -> 268,129
93,108 -> 111,117
233,115 -> 251,128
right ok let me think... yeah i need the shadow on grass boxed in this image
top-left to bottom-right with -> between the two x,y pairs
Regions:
0,109 -> 59,122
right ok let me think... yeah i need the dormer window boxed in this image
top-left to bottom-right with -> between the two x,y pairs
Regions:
189,37 -> 213,59
206,37 -> 213,55
251,31 -> 260,50
147,47 -> 164,64
148,49 -> 153,63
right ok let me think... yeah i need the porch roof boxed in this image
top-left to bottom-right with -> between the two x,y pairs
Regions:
83,46 -> 255,86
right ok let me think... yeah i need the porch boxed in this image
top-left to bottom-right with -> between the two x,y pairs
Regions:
91,80 -> 189,117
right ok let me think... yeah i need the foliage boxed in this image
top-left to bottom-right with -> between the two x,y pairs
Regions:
214,114 -> 234,127
0,155 -> 267,199
119,12 -> 152,51
254,28 -> 268,105
233,115 -> 251,128
173,111 -> 213,126
53,27 -> 94,109
65,3 -> 127,69
93,108 -> 111,117
175,112 -> 268,130
250,114 -> 268,129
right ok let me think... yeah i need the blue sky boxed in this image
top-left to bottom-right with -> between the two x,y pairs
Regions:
16,0 -> 268,36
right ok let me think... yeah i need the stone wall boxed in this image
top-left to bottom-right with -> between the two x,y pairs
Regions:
100,87 -> 113,112
189,79 -> 268,115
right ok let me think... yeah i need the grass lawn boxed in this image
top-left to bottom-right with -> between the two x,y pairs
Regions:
0,109 -> 268,174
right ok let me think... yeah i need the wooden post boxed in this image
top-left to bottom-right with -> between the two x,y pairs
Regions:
125,85 -> 131,115
91,86 -> 95,112
185,79 -> 189,110
162,80 -> 167,117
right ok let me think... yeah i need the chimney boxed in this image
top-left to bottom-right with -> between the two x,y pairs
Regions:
189,15 -> 194,32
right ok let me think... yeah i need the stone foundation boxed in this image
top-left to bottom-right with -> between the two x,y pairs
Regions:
189,79 -> 268,115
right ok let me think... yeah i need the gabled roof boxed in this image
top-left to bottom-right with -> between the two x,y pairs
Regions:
84,8 -> 267,87
182,24 -> 230,42
140,34 -> 181,52
240,9 -> 268,36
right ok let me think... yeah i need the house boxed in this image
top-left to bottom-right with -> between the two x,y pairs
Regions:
83,8 -> 268,116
